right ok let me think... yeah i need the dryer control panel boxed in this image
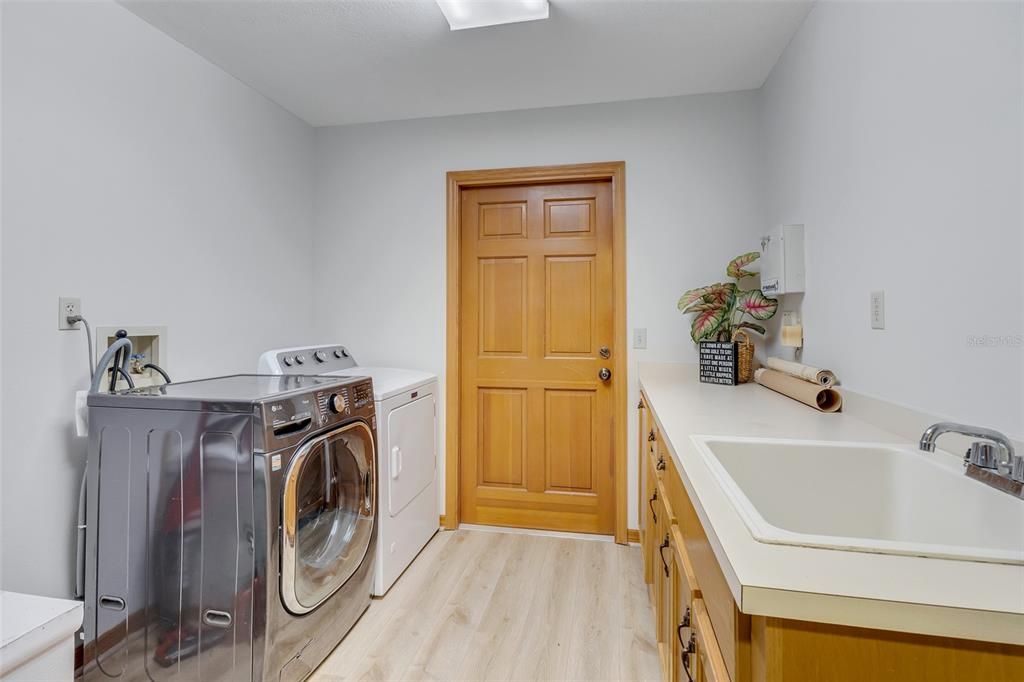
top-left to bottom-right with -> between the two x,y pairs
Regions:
259,345 -> 358,375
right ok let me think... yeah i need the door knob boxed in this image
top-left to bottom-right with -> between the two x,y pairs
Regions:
599,367 -> 612,381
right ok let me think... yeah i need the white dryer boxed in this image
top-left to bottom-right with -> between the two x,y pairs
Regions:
259,345 -> 439,596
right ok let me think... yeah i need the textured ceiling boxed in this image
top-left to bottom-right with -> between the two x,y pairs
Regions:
122,0 -> 813,127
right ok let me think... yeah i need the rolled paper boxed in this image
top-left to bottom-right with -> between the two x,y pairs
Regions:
765,356 -> 836,388
755,368 -> 843,413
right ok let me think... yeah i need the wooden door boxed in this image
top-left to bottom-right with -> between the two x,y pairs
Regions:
458,181 -> 615,534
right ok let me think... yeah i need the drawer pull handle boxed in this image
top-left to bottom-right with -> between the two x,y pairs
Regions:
678,607 -> 691,635
648,429 -> 656,442
202,609 -> 233,628
680,631 -> 696,682
659,535 -> 671,577
638,398 -> 645,409
656,457 -> 666,471
98,595 -> 125,611
648,490 -> 658,524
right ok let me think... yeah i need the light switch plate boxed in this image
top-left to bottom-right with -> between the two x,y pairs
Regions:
870,291 -> 885,329
633,328 -> 647,349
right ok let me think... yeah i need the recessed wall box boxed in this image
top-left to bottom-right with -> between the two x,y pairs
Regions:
96,325 -> 168,390
760,224 -> 805,296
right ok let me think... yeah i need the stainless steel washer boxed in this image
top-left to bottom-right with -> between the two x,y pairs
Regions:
79,374 -> 377,682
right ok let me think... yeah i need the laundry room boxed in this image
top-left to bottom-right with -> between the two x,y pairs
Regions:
1,1 -> 1022,680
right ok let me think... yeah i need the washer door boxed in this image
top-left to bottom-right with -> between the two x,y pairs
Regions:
281,420 -> 375,615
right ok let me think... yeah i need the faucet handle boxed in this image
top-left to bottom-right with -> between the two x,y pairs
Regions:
1010,455 -> 1024,483
967,441 -> 1001,469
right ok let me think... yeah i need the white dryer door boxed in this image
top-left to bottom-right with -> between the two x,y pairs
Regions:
387,394 -> 437,517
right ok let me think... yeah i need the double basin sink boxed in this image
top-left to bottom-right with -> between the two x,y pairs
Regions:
691,436 -> 1024,565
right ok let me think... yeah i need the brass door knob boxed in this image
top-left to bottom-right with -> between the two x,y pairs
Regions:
598,367 -> 612,381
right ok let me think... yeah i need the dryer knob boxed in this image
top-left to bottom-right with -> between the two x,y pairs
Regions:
295,354 -> 306,365
282,356 -> 294,367
333,349 -> 344,359
314,351 -> 327,363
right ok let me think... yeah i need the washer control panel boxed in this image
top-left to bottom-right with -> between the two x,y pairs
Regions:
353,382 -> 373,409
314,388 -> 351,424
258,377 -> 375,452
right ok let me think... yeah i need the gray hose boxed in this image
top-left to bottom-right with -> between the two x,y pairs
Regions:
68,315 -> 94,377
75,469 -> 87,598
89,337 -> 133,393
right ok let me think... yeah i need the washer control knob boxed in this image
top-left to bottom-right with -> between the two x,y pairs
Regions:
314,350 -> 327,363
282,356 -> 294,367
295,354 -> 306,365
334,349 -> 344,358
341,348 -> 349,357
328,393 -> 347,414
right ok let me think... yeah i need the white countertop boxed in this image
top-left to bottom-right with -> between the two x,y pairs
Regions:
0,591 -> 83,675
638,363 -> 1024,645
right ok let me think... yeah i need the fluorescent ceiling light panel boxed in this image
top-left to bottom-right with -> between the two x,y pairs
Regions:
436,0 -> 549,31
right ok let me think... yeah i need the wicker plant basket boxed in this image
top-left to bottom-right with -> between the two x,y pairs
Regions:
732,329 -> 754,383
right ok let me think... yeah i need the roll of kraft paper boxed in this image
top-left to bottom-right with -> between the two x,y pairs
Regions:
755,368 -> 843,413
765,357 -> 837,388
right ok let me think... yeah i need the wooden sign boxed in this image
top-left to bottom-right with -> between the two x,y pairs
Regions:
699,341 -> 738,385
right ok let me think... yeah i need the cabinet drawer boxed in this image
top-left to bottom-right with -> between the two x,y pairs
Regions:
692,599 -> 731,682
671,525 -> 699,601
657,480 -> 677,526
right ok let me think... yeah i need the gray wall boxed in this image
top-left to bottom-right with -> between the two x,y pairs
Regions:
1,1 -> 317,597
759,0 -> 1023,437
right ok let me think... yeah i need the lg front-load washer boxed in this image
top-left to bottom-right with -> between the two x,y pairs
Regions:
259,346 -> 439,595
81,374 -> 377,682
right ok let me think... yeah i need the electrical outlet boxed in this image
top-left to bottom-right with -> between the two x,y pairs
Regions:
633,328 -> 647,349
58,297 -> 82,330
870,291 -> 885,329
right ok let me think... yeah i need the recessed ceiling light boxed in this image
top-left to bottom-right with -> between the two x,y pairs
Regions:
436,0 -> 549,31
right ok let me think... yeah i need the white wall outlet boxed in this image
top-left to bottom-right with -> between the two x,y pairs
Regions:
58,297 -> 82,330
633,327 -> 647,349
870,290 -> 885,329
782,311 -> 799,327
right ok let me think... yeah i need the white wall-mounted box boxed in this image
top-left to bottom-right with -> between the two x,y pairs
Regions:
760,224 -> 805,296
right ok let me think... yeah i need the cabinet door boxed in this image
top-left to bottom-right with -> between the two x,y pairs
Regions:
659,535 -> 674,681
671,526 -> 700,682
652,496 -> 672,678
638,397 -> 650,527
642,450 -> 658,586
692,599 -> 730,682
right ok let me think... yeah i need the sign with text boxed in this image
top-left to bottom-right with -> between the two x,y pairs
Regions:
699,341 -> 738,386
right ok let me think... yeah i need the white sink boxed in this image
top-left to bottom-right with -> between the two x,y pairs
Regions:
691,436 -> 1024,565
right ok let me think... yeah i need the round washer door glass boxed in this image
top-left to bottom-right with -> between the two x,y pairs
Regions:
281,420 -> 375,614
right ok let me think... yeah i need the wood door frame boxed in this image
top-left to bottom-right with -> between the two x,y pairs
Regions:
444,161 -> 628,544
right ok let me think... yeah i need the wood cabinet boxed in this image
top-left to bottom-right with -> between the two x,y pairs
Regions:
637,391 -> 1024,682
640,406 -> 738,682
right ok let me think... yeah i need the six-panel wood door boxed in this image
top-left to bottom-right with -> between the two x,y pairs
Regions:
458,181 -> 615,534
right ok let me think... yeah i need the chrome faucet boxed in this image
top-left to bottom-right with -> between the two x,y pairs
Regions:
920,422 -> 1022,498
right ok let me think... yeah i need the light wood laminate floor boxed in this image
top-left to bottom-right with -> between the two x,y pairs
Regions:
313,528 -> 661,682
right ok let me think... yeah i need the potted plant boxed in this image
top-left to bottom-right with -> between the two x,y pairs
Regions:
678,251 -> 779,384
